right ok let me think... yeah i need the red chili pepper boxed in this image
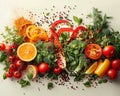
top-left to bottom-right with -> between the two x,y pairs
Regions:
57,27 -> 73,37
49,27 -> 62,49
51,20 -> 70,29
71,26 -> 87,39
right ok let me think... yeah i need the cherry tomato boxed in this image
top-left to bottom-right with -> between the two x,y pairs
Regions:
38,62 -> 50,74
14,59 -> 24,68
6,71 -> 13,78
84,44 -> 102,60
0,43 -> 6,51
13,71 -> 22,78
111,59 -> 120,70
107,69 -> 117,79
103,45 -> 116,58
20,64 -> 27,71
9,64 -> 17,73
53,67 -> 62,74
8,55 -> 14,63
5,45 -> 13,53
11,43 -> 18,49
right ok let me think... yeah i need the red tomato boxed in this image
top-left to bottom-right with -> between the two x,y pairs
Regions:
6,71 -> 13,78
14,59 -> 24,68
38,62 -> 50,74
8,55 -> 14,63
13,71 -> 22,78
107,69 -> 117,79
11,43 -> 18,49
103,45 -> 116,58
5,45 -> 13,53
53,67 -> 62,74
9,64 -> 17,73
111,59 -> 120,70
84,44 -> 102,60
20,64 -> 27,71
0,43 -> 6,51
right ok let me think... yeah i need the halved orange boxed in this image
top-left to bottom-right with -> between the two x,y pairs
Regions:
17,42 -> 37,62
85,61 -> 98,74
26,65 -> 38,79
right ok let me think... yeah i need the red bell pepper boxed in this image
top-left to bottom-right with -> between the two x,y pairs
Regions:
51,20 -> 70,29
71,26 -> 87,39
49,27 -> 62,49
57,27 -> 73,37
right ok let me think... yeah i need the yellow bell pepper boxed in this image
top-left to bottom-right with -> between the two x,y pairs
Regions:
94,59 -> 110,77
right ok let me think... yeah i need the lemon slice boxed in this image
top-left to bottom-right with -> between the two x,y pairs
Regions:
85,62 -> 98,74
26,65 -> 38,79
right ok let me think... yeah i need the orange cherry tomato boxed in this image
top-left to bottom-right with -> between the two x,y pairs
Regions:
85,44 -> 102,60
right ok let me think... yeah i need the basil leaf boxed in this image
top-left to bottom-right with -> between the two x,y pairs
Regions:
73,16 -> 82,25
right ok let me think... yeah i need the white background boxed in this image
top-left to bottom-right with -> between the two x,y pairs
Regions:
0,0 -> 120,96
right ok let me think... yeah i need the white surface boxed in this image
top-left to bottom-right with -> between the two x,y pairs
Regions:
0,0 -> 120,96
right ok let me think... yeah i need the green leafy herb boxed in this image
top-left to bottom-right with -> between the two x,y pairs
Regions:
19,79 -> 30,88
35,41 -> 56,68
27,73 -> 33,80
1,26 -> 24,44
98,79 -> 108,84
3,73 -> 7,80
64,40 -> 88,74
0,51 -> 7,62
47,82 -> 54,89
84,81 -> 92,87
73,16 -> 82,25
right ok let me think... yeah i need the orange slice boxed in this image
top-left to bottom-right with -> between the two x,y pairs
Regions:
17,42 -> 37,62
85,61 -> 98,74
26,65 -> 38,79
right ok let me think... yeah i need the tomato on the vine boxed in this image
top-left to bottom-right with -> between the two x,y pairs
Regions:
38,62 -> 50,74
111,59 -> 120,70
0,43 -> 6,51
13,70 -> 22,78
103,45 -> 116,58
84,44 -> 102,60
53,67 -> 62,74
107,69 -> 117,79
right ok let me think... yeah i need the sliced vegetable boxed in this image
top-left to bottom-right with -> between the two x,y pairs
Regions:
85,61 -> 98,74
57,27 -> 73,37
70,26 -> 87,40
26,25 -> 49,42
94,59 -> 110,77
56,52 -> 66,69
50,19 -> 70,29
84,43 -> 102,60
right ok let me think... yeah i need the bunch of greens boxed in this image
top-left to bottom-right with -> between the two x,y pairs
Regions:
1,26 -> 24,45
34,41 -> 56,68
64,39 -> 88,74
